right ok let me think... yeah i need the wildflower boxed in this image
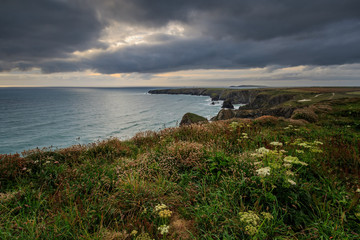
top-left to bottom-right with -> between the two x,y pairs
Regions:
270,141 -> 283,147
245,225 -> 258,236
230,122 -> 239,130
239,211 -> 260,226
283,163 -> 292,168
261,212 -> 273,220
283,156 -> 298,163
311,147 -> 323,153
241,133 -> 249,139
239,211 -> 260,236
154,204 -> 168,212
356,188 -> 360,193
288,179 -> 296,185
256,167 -> 271,177
313,141 -> 323,145
135,233 -> 152,240
131,230 -> 138,236
158,225 -> 170,235
285,170 -> 295,176
256,147 -> 270,154
284,156 -> 308,166
298,142 -> 311,148
296,150 -> 304,154
158,209 -> 172,218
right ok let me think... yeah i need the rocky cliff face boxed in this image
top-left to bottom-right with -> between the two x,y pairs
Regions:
241,93 -> 295,109
212,106 -> 295,121
149,88 -> 297,121
149,88 -> 260,104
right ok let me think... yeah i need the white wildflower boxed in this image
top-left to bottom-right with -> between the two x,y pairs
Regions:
288,179 -> 296,185
158,225 -> 169,235
154,204 -> 168,212
256,147 -> 270,154
313,141 -> 323,145
270,142 -> 283,147
256,167 -> 271,177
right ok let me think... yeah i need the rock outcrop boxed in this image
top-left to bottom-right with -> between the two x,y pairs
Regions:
180,113 -> 208,126
221,99 -> 234,109
212,106 -> 296,121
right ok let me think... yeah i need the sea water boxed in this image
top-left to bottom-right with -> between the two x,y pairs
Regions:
0,87 -> 223,154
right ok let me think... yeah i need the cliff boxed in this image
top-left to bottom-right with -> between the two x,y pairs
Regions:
150,87 -> 360,121
148,88 -> 261,104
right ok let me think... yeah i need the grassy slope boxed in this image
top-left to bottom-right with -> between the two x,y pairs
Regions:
1,93 -> 360,239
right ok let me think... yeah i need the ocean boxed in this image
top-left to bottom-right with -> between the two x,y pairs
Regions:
0,87 -> 224,154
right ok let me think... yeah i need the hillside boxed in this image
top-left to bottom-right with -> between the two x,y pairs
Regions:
1,88 -> 360,239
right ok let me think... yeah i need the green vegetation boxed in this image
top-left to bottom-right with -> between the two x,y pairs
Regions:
1,94 -> 360,239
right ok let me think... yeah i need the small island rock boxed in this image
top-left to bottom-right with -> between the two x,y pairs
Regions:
180,113 -> 208,126
222,99 -> 234,109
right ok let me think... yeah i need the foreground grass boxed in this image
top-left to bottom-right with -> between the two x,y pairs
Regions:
1,100 -> 360,239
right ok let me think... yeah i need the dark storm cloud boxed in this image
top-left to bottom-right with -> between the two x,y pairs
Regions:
1,0 -> 360,73
0,0 -> 104,70
83,24 -> 360,74
95,0 -> 360,40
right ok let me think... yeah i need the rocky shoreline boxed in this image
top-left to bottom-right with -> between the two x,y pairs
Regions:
149,87 -> 360,123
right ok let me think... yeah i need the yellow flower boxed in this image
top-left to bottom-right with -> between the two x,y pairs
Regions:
261,212 -> 273,220
158,209 -> 172,218
131,230 -> 138,236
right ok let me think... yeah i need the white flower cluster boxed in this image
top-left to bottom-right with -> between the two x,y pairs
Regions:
154,203 -> 168,212
256,147 -> 270,154
241,133 -> 249,139
256,167 -> 271,177
157,225 -> 169,235
270,141 -> 283,147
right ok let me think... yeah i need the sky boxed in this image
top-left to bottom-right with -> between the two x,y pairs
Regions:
1,0 -> 360,87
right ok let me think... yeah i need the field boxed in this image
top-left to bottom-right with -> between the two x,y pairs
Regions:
1,93 -> 360,239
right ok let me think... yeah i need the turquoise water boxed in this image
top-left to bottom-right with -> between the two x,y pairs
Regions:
0,87 -> 222,154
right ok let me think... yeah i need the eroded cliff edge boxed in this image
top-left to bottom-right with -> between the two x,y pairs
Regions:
149,87 -> 360,121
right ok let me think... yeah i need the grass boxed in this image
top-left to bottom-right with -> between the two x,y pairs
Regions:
1,98 -> 360,239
